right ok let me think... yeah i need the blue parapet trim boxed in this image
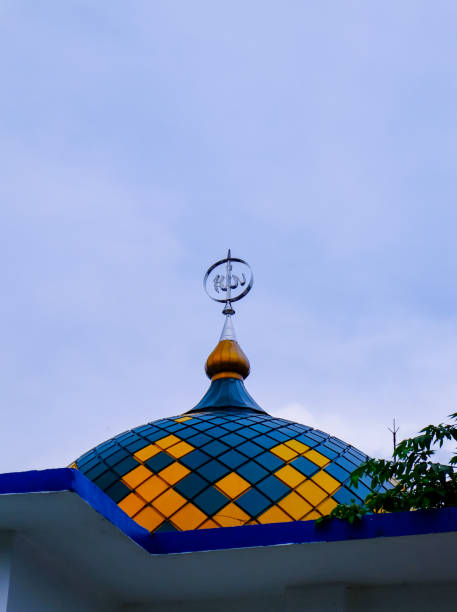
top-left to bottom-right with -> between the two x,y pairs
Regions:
1,468 -> 457,555
0,468 -> 152,551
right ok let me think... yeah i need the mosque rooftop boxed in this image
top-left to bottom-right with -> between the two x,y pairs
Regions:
69,251 -> 394,534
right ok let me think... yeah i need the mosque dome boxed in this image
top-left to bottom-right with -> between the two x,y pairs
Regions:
72,254 -> 383,534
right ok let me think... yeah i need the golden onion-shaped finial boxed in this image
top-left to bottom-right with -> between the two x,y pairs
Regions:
205,315 -> 250,381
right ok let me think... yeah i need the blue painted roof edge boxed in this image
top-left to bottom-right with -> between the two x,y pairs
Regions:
0,468 -> 152,551
1,468 -> 457,555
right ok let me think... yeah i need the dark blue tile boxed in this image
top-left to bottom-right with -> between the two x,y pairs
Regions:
347,448 -> 368,463
333,486 -> 363,505
268,431 -> 289,443
220,421 -> 243,432
164,423 -> 186,433
188,433 -> 212,446
156,521 -> 178,532
95,440 -> 116,453
98,445 -> 120,460
145,430 -> 169,443
277,426 -> 298,437
197,460 -> 229,482
94,470 -> 118,490
235,427 -> 257,439
329,437 -> 348,450
256,475 -> 289,502
205,426 -> 227,438
254,435 -> 278,449
335,456 -> 359,473
117,432 -> 136,443
312,430 -> 329,440
220,433 -> 245,447
194,487 -> 229,515
237,462 -> 269,484
324,463 -> 350,483
125,439 -> 149,453
250,423 -> 270,434
175,473 -> 209,498
105,481 -> 130,503
236,418 -> 256,426
236,489 -> 271,517
287,424 -> 309,433
324,441 -> 344,453
104,449 -> 129,467
173,427 -> 199,440
85,462 -> 108,481
133,424 -> 156,434
238,441 -> 264,458
255,452 -> 284,471
295,434 -> 319,448
145,452 -> 174,472
353,481 -> 371,499
180,449 -> 211,470
218,449 -> 247,469
113,456 -> 139,477
316,445 -> 338,459
201,440 -> 229,458
253,420 -> 276,430
79,456 -> 100,473
290,456 -> 320,477
192,421 -> 214,432
305,431 -> 326,443
208,417 -> 228,425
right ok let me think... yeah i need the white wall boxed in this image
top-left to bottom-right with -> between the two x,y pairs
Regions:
347,583 -> 457,612
4,533 -> 117,612
0,534 -> 13,611
123,583 -> 457,612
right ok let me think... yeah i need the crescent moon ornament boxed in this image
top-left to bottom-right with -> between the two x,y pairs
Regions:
204,250 -> 253,314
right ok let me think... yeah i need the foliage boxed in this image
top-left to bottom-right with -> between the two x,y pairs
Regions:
316,412 -> 457,525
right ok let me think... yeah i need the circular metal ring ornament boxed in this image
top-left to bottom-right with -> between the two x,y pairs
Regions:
204,251 -> 253,305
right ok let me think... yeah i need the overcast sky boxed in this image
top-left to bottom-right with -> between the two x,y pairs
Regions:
1,1 -> 457,471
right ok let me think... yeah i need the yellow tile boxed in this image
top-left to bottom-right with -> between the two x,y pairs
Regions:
68,461 -> 77,469
199,519 -> 219,530
270,444 -> 298,461
258,505 -> 293,525
152,489 -> 187,517
134,444 -> 160,462
158,462 -> 190,485
312,471 -> 340,494
174,416 -> 192,423
304,449 -> 329,467
170,503 -> 207,531
136,475 -> 168,502
303,509 -> 322,521
316,497 -> 337,515
214,502 -> 251,527
155,434 -> 181,449
285,439 -> 310,454
134,505 -> 163,532
278,491 -> 312,520
275,464 -> 306,488
215,472 -> 250,498
122,464 -> 152,488
296,479 -> 327,506
118,492 -> 146,517
166,441 -> 194,459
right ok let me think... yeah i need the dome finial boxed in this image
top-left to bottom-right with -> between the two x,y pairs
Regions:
203,251 -> 253,381
189,252 -> 263,413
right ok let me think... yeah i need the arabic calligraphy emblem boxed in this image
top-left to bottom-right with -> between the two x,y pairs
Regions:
204,250 -> 253,314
